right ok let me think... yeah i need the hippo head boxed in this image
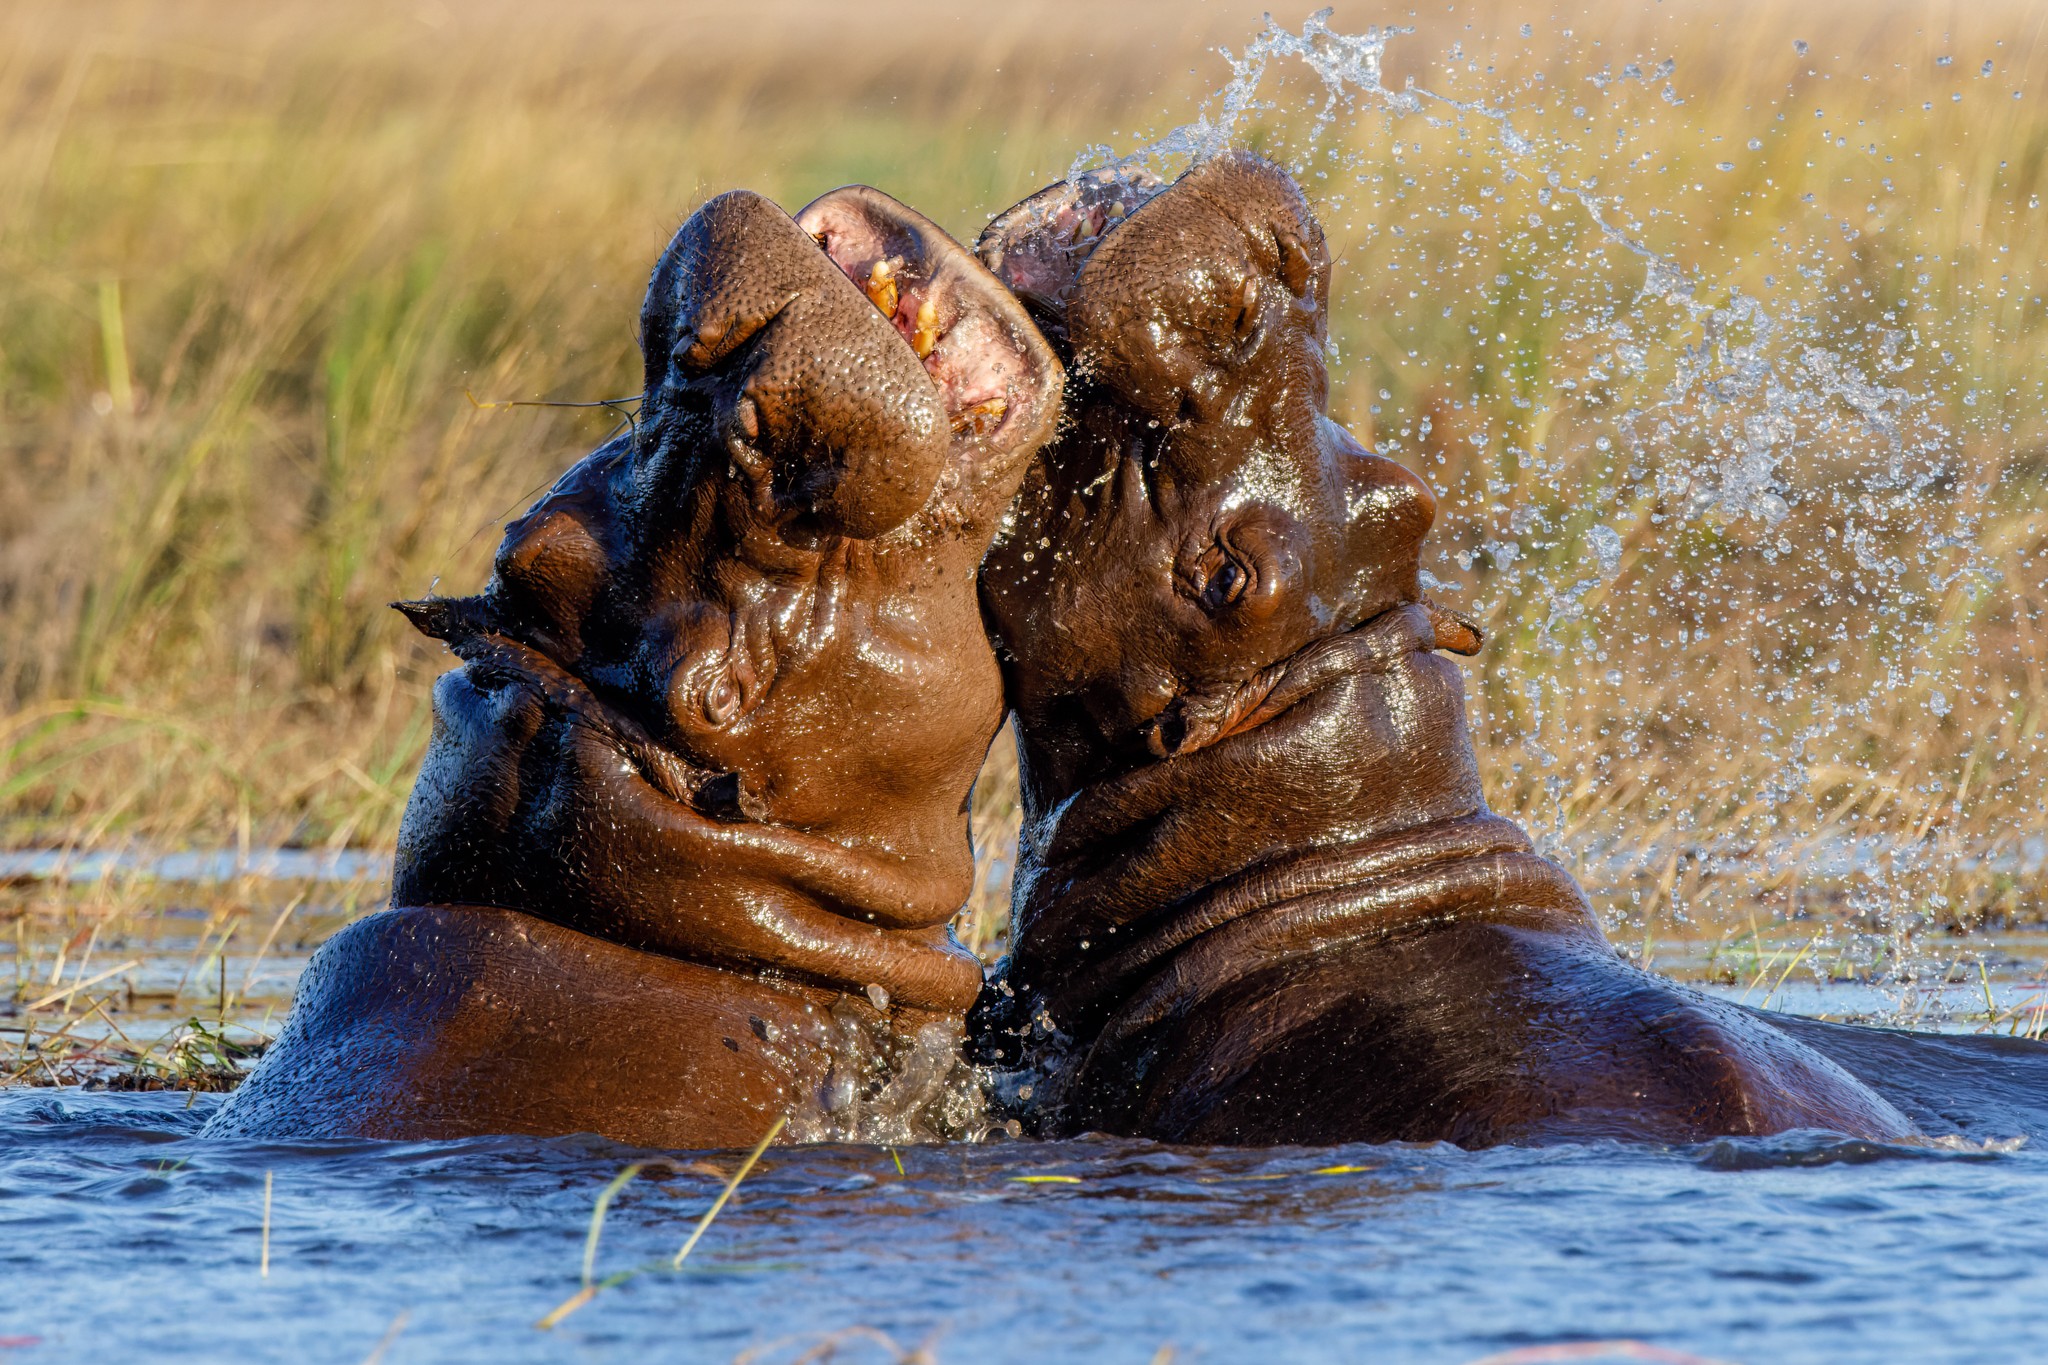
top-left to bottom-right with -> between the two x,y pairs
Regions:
976,153 -> 1465,805
634,185 -> 1050,546
394,184 -> 1060,1014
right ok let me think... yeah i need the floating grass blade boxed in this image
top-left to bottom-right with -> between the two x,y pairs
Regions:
672,1114 -> 785,1272
534,1161 -> 644,1330
534,1284 -> 597,1332
536,1117 -> 784,1332
260,1169 -> 273,1278
25,960 -> 141,1012
360,1310 -> 409,1365
582,1164 -> 645,1288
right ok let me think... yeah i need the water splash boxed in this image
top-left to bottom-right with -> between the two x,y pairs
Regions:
1064,10 -> 2034,1011
756,1003 -> 993,1144
1068,14 -> 1411,181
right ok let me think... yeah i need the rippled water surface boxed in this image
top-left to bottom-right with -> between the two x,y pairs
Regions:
3,1089 -> 2043,1363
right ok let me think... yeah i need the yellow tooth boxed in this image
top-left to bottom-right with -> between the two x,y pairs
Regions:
1108,200 -> 1126,219
865,259 -> 898,318
912,297 -> 940,359
950,396 -> 1007,436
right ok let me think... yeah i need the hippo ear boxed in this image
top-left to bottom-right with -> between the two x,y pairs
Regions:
642,190 -> 951,540
1424,599 -> 1485,656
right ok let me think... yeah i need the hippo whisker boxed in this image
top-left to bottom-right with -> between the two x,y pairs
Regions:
463,387 -> 644,444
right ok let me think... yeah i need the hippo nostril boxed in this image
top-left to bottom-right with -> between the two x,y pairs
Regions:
670,329 -> 699,371
1144,710 -> 1188,759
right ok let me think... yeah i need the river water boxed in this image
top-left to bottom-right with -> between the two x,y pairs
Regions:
6,875 -> 2045,1363
4,1086 -> 2044,1364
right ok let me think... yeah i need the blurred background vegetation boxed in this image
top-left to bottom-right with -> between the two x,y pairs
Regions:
2,0 -> 2043,961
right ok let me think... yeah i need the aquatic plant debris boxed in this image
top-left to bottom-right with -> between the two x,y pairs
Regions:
670,1114 -> 786,1270
536,1114 -> 784,1331
11,1084 -> 2048,1357
1197,1164 -> 1386,1184
534,1162 -> 645,1329
359,1311 -> 409,1365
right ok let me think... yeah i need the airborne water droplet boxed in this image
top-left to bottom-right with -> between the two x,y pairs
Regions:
1061,9 -> 2005,1020
1585,526 -> 1624,578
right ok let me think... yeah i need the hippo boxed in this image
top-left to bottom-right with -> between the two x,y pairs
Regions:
206,185 -> 1060,1147
965,152 -> 1937,1146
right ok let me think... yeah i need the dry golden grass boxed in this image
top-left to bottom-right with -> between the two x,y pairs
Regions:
1,0 -> 2044,998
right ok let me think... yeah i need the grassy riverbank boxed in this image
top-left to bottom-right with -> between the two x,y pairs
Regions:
3,0 -> 2045,971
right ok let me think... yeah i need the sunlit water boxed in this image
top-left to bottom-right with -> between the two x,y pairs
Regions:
3,1089 -> 2043,1364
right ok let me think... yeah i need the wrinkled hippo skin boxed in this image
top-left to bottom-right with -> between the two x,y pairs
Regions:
208,185 -> 1059,1147
968,152 -> 1917,1146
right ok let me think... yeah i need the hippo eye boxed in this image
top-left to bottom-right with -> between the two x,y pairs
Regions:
1187,550 -> 1249,614
1205,559 -> 1246,609
703,674 -> 741,726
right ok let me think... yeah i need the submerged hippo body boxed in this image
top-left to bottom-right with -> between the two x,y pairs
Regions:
967,153 -> 1918,1146
209,186 -> 1060,1147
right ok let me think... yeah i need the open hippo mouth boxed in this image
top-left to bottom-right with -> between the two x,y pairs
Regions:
798,186 -> 1046,445
640,182 -> 1059,545
972,166 -> 1167,347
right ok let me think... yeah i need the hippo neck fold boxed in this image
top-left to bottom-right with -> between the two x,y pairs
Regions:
978,603 -> 1605,1074
391,639 -> 987,1013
